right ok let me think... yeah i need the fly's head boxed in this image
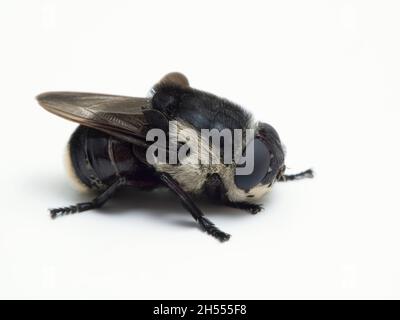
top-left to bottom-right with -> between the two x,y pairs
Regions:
233,122 -> 285,200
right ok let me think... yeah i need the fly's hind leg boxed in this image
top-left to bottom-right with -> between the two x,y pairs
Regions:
49,177 -> 126,219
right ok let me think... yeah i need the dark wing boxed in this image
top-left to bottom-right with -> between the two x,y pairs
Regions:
37,91 -> 153,146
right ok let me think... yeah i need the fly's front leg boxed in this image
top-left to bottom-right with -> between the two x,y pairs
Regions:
49,177 -> 126,219
159,173 -> 231,242
278,169 -> 314,182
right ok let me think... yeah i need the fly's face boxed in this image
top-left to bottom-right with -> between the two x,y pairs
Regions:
257,122 -> 286,187
232,122 -> 285,200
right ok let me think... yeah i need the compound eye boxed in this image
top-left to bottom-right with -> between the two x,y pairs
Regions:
234,138 -> 271,190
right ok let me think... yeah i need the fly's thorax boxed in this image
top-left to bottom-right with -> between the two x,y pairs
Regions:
151,120 -> 220,193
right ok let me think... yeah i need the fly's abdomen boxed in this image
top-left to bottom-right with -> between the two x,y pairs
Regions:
65,126 -> 133,191
65,126 -> 159,192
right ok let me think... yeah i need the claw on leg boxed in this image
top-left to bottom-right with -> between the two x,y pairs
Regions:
199,217 -> 231,242
48,177 -> 125,220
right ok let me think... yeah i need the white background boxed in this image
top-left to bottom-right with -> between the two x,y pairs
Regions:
0,0 -> 399,299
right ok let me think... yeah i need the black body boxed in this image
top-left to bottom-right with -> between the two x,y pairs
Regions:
37,72 -> 313,242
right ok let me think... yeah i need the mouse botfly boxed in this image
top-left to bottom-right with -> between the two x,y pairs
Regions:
37,72 -> 313,242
